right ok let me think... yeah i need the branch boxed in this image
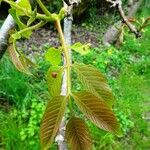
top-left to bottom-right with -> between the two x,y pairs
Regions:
106,0 -> 141,38
55,1 -> 81,150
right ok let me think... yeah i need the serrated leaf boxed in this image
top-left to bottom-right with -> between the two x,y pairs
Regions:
47,66 -> 63,96
17,0 -> 31,16
72,92 -> 122,136
73,63 -> 114,106
45,47 -> 62,66
7,44 -> 32,75
40,96 -> 67,150
70,42 -> 90,55
66,117 -> 92,150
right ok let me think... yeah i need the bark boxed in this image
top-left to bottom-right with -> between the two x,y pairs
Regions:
102,0 -> 143,46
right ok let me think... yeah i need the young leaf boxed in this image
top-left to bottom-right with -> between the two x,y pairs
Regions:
17,0 -> 31,16
40,96 -> 68,150
45,47 -> 62,66
9,9 -> 26,30
47,66 -> 63,97
72,92 -> 122,136
27,7 -> 37,26
11,32 -> 22,40
66,117 -> 92,150
9,9 -> 32,38
70,42 -> 90,55
7,44 -> 32,75
73,63 -> 114,106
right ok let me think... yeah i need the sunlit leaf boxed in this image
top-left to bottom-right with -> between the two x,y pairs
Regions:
9,8 -> 26,30
9,9 -> 32,38
72,92 -> 122,136
11,32 -> 21,40
47,66 -> 63,97
17,0 -> 31,16
70,42 -> 90,55
45,47 -> 62,66
73,63 -> 114,106
66,117 -> 92,150
27,7 -> 37,26
7,44 -> 32,75
40,96 -> 68,150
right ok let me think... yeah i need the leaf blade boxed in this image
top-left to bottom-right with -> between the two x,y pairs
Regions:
72,92 -> 122,136
40,96 -> 67,150
70,42 -> 90,55
73,63 -> 114,106
7,44 -> 31,75
47,66 -> 63,97
66,117 -> 92,150
45,47 -> 62,66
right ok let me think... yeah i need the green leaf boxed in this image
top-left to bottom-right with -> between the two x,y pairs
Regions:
20,53 -> 37,67
47,66 -> 63,97
7,44 -> 32,75
72,92 -> 122,136
73,63 -> 114,106
9,8 -> 26,30
17,0 -> 31,16
58,7 -> 65,20
40,96 -> 68,150
11,32 -> 21,40
45,47 -> 62,66
27,7 -> 37,26
70,42 -> 91,55
9,9 -> 32,38
66,117 -> 92,150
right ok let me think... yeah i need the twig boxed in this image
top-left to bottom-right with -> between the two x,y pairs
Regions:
106,0 -> 141,38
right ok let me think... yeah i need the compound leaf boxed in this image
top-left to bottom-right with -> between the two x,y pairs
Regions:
73,63 -> 114,106
40,96 -> 67,150
66,117 -> 92,150
72,92 -> 122,136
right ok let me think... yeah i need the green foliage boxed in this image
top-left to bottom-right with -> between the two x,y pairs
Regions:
70,42 -> 91,55
0,56 -> 29,107
17,0 -> 31,16
47,66 -> 63,97
45,47 -> 62,66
